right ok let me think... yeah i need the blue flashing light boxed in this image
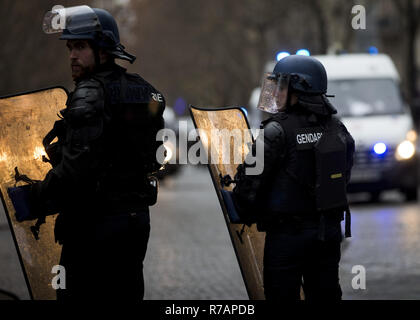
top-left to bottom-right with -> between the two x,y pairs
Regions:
296,49 -> 310,56
276,51 -> 290,61
373,142 -> 387,155
173,97 -> 187,116
368,46 -> 379,55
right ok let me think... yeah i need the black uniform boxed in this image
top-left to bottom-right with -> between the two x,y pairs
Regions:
34,62 -> 165,301
233,102 -> 355,300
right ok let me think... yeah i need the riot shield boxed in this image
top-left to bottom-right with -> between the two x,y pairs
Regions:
189,106 -> 265,300
0,87 -> 67,300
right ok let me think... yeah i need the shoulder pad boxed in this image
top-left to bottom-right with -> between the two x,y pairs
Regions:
262,120 -> 285,145
261,112 -> 287,127
329,116 -> 354,146
71,78 -> 104,103
329,116 -> 348,131
273,112 -> 288,121
66,78 -> 104,123
75,77 -> 103,88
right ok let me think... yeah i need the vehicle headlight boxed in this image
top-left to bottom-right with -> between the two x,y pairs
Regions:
395,140 -> 415,160
163,141 -> 174,163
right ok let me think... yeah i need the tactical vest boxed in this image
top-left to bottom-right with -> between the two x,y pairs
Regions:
42,65 -> 165,215
263,110 -> 348,219
93,65 -> 165,171
263,111 -> 321,216
92,66 -> 165,213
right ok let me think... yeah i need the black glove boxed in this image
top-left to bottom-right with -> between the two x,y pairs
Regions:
7,184 -> 40,222
221,190 -> 255,227
7,182 -> 57,222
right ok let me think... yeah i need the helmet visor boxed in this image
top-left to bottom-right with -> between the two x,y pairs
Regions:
257,73 -> 290,114
42,5 -> 101,35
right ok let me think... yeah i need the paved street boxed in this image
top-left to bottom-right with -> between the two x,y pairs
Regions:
1,164 -> 420,299
340,193 -> 420,299
148,166 -> 420,300
143,165 -> 247,299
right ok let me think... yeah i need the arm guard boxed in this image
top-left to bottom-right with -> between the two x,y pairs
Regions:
36,78 -> 106,206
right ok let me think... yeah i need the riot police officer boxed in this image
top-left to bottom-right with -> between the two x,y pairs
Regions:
33,6 -> 165,300
232,55 -> 355,300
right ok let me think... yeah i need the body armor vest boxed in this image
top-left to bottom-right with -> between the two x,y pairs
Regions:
264,110 -> 348,218
42,64 -> 165,215
92,65 -> 165,213
264,111 -> 322,215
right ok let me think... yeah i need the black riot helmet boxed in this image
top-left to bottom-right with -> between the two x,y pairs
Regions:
43,5 -> 136,63
273,55 -> 327,95
257,55 -> 336,115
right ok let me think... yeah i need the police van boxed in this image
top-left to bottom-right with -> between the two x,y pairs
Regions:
249,53 -> 419,201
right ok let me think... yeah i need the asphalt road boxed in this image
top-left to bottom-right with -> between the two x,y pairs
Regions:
1,164 -> 419,300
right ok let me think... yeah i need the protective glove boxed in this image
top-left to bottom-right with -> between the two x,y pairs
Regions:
7,181 -> 57,222
221,190 -> 255,227
7,184 -> 40,222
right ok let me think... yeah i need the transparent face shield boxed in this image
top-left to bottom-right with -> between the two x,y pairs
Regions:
257,73 -> 290,114
42,5 -> 101,35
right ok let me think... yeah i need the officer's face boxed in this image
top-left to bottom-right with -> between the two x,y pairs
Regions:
275,87 -> 289,111
275,90 -> 298,112
66,40 -> 95,81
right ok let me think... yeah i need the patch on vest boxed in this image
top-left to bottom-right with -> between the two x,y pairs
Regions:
107,82 -> 158,104
295,127 -> 323,150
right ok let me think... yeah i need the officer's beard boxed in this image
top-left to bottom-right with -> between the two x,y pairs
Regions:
71,63 -> 95,82
70,46 -> 112,82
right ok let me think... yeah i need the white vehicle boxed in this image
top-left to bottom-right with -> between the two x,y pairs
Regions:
249,53 -> 419,201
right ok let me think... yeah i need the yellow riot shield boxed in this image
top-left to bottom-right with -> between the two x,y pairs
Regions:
0,87 -> 68,300
189,105 -> 265,300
